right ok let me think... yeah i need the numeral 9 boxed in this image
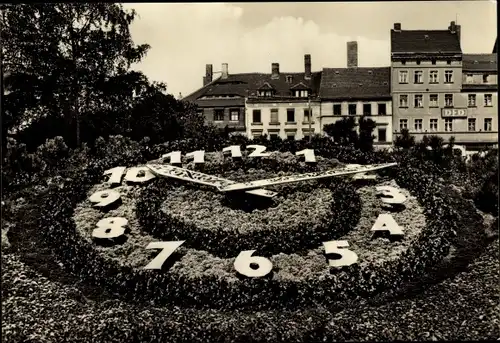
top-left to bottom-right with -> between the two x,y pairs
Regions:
89,190 -> 121,208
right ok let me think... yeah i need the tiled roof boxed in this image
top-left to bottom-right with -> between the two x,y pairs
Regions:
319,67 -> 391,100
462,54 -> 497,72
391,30 -> 461,54
184,71 -> 322,103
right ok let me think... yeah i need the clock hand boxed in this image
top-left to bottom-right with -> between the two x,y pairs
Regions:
217,163 -> 398,192
146,163 -> 277,198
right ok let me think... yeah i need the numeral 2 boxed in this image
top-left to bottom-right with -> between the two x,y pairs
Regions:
222,145 -> 270,158
295,149 -> 316,163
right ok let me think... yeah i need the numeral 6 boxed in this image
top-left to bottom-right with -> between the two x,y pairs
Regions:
234,250 -> 273,277
323,240 -> 358,268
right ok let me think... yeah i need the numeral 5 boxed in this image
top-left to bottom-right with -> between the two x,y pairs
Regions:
323,240 -> 358,268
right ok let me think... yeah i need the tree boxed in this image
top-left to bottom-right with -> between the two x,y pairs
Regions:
1,3 -> 150,148
323,117 -> 358,146
394,129 -> 415,149
357,115 -> 376,152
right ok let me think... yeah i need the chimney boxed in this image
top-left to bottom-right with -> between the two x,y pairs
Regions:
347,41 -> 358,68
271,63 -> 280,79
449,21 -> 456,33
221,63 -> 228,79
203,64 -> 213,86
456,24 -> 461,44
304,54 -> 311,79
394,23 -> 401,32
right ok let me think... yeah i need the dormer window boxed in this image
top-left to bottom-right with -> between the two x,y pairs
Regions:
294,90 -> 309,98
259,90 -> 274,97
286,75 -> 293,83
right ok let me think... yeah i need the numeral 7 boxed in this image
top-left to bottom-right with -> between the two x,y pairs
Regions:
143,241 -> 185,270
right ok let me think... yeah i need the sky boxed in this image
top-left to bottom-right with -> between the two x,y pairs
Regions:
123,1 -> 497,98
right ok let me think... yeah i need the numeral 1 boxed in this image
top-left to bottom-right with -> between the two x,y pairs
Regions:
296,149 -> 316,163
223,145 -> 243,158
323,240 -> 358,268
144,241 -> 185,270
162,151 -> 182,164
104,167 -> 126,186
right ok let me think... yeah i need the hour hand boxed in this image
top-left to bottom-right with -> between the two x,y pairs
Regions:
146,164 -> 277,198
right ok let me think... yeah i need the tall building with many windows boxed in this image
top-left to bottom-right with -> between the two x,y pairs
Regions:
391,21 -> 464,144
391,21 -> 497,151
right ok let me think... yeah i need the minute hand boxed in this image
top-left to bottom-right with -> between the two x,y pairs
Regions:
217,163 -> 398,192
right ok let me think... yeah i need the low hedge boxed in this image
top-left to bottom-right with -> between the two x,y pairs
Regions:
34,143 -> 477,311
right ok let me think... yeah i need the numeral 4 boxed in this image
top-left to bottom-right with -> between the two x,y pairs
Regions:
144,241 -> 185,270
234,250 -> 273,277
296,149 -> 316,163
323,240 -> 358,268
162,150 -> 205,164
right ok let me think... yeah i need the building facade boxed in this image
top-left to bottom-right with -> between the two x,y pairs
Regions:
319,42 -> 393,147
391,21 -> 498,151
245,55 -> 322,140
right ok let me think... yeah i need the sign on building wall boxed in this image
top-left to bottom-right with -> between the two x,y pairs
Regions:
441,108 -> 467,118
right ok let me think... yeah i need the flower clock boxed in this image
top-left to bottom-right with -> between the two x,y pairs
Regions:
41,143 -> 452,311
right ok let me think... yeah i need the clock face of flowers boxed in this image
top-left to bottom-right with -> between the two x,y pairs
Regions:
65,144 -> 434,309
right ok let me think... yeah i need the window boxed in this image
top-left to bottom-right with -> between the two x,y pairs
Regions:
348,104 -> 357,115
399,119 -> 408,130
378,103 -> 387,115
466,74 -> 473,83
446,60 -> 451,65
286,133 -> 295,140
445,94 -> 453,107
484,118 -> 492,131
444,70 -> 453,83
230,109 -> 239,121
399,71 -> 408,83
214,109 -> 224,121
378,128 -> 387,142
483,74 -> 489,83
196,108 -> 203,116
414,70 -> 423,84
429,70 -> 438,83
259,90 -> 273,97
414,119 -> 423,131
270,109 -> 279,123
253,131 -> 262,138
444,118 -> 453,132
399,95 -> 408,108
431,59 -> 436,65
430,119 -> 438,131
484,94 -> 492,106
286,108 -> 295,122
252,109 -> 261,123
416,59 -> 421,65
468,94 -> 476,107
363,103 -> 371,115
333,104 -> 342,115
295,90 -> 308,98
269,133 -> 279,140
303,109 -> 311,122
414,94 -> 423,108
429,94 -> 438,107
401,60 -> 406,65
468,118 -> 476,131
286,75 -> 293,83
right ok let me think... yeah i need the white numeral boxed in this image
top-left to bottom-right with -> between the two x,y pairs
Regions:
296,149 -> 316,163
104,166 -> 126,186
371,213 -> 404,236
144,241 -> 185,270
92,217 -> 128,240
124,167 -> 156,183
323,240 -> 358,268
234,250 -> 273,277
89,189 -> 121,207
185,150 -> 205,163
376,186 -> 406,205
246,145 -> 270,157
223,145 -> 243,158
162,151 -> 182,164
